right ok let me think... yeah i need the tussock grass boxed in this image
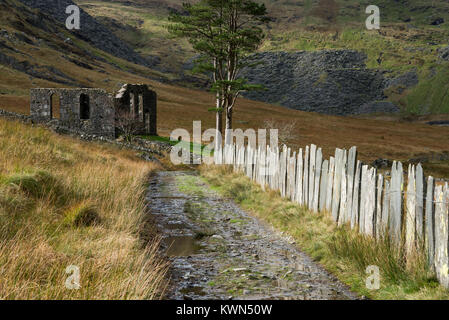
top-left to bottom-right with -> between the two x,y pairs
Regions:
63,202 -> 100,227
0,118 -> 168,299
201,165 -> 449,299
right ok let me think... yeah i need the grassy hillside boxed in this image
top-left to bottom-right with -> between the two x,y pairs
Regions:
1,0 -> 449,178
75,0 -> 449,114
0,0 -> 168,113
0,118 -> 167,299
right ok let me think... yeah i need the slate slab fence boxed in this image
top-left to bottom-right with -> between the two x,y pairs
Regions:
214,143 -> 449,288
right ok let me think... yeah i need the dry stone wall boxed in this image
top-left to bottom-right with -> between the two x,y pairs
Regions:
30,88 -> 115,138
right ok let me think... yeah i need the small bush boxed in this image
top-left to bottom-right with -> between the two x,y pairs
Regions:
63,202 -> 101,227
3,170 -> 62,199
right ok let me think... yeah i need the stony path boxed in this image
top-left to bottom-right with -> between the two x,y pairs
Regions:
147,171 -> 358,300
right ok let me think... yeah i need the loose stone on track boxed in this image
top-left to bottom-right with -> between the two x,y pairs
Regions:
147,171 -> 358,300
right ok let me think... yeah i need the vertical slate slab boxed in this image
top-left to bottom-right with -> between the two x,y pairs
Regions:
367,167 -> 377,236
338,150 -> 348,226
359,165 -> 368,234
319,160 -> 329,212
376,174 -> 384,238
289,152 -> 297,200
296,148 -> 304,205
270,146 -> 276,190
265,146 -> 270,188
326,156 -> 335,212
381,180 -> 390,237
276,148 -> 284,196
309,144 -> 317,207
389,161 -> 403,242
304,146 -> 309,207
252,146 -> 258,181
426,176 -> 435,269
285,148 -> 292,198
261,148 -> 267,190
415,164 -> 424,242
332,148 -> 343,222
280,145 -> 288,197
405,164 -> 416,256
346,146 -> 357,225
434,185 -> 449,288
246,147 -> 252,179
273,147 -> 280,191
361,166 -> 376,236
266,146 -> 271,188
351,160 -> 362,230
313,148 -> 322,212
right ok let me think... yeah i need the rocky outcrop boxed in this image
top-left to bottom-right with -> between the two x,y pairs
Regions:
239,50 -> 397,115
17,0 -> 150,67
438,46 -> 449,61
0,51 -> 77,85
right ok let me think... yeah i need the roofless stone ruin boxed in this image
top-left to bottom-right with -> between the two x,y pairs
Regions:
30,84 -> 157,138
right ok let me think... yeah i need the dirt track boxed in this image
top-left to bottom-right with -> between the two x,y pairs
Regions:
147,171 -> 358,300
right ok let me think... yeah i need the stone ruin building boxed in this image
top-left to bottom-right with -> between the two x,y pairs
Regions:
30,84 -> 157,138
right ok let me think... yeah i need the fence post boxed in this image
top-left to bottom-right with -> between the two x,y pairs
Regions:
309,145 -> 317,207
346,146 -> 357,224
280,145 -> 288,197
326,156 -> 335,212
376,174 -> 384,238
289,151 -> 297,200
434,184 -> 449,288
426,176 -> 435,270
304,146 -> 309,207
338,150 -> 348,225
319,160 -> 329,212
359,165 -> 368,234
351,160 -> 362,230
247,147 -> 253,179
295,148 -> 303,205
252,146 -> 258,181
258,146 -> 263,184
366,167 -> 377,236
406,164 -> 416,256
332,148 -> 343,222
389,161 -> 403,243
313,148 -> 322,212
416,164 -> 424,242
273,146 -> 279,191
381,180 -> 390,236
285,148 -> 290,197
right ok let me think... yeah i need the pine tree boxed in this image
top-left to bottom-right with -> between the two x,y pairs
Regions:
168,0 -> 269,146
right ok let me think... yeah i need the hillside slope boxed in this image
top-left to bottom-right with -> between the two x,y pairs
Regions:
0,0 -> 168,113
0,117 -> 167,299
75,0 -> 449,114
1,0 -> 449,178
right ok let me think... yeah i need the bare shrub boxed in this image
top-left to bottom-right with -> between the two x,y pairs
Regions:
263,119 -> 298,146
115,110 -> 145,142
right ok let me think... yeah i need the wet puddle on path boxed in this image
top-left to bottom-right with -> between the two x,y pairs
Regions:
147,171 -> 358,300
163,236 -> 203,257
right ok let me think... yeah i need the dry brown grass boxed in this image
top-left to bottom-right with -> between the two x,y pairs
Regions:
0,118 -> 168,299
1,0 -> 449,178
152,81 -> 449,177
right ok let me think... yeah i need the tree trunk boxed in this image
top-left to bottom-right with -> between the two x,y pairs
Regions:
224,105 -> 232,145
215,96 -> 223,150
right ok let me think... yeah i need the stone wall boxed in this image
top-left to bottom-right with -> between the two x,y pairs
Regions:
114,84 -> 157,136
30,88 -> 115,138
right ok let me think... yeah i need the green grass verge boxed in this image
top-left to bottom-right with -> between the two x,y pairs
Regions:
141,135 -> 212,156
